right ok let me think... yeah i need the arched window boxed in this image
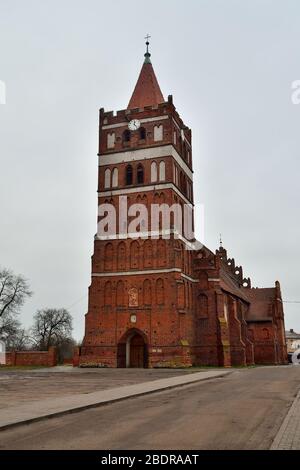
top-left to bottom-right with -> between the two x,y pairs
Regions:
130,240 -> 140,269
104,168 -> 111,189
104,243 -> 113,270
177,282 -> 185,309
117,241 -> 126,270
143,279 -> 152,305
143,239 -> 153,267
179,172 -> 187,195
139,127 -> 146,140
126,165 -> 133,185
123,129 -> 131,143
137,164 -> 144,184
154,124 -> 163,141
104,281 -> 112,306
112,168 -> 118,188
107,132 -> 115,149
157,239 -> 166,267
156,278 -> 164,305
159,161 -> 166,181
116,281 -> 124,307
151,161 -> 157,182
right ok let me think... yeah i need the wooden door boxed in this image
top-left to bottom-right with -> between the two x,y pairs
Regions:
130,334 -> 144,368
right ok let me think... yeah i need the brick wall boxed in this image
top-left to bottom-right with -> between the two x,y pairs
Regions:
5,347 -> 57,367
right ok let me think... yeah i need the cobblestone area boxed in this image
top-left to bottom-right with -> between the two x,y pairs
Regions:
271,389 -> 300,450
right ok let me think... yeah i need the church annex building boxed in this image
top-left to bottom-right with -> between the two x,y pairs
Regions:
77,42 -> 287,368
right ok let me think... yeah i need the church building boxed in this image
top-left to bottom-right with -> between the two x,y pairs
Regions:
78,40 -> 287,368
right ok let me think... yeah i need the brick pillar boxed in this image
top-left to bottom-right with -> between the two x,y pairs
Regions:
48,346 -> 57,367
11,351 -> 17,366
73,346 -> 80,367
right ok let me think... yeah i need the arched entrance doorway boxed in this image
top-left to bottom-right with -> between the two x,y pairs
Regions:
117,329 -> 148,368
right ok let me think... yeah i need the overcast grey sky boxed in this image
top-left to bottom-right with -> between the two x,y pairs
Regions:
0,0 -> 299,340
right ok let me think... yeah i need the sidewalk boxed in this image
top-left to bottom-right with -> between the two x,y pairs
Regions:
271,389 -> 300,450
0,369 -> 231,431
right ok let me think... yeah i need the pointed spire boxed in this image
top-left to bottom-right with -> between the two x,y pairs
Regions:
127,35 -> 165,109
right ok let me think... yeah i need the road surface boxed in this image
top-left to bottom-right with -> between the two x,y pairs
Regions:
0,365 -> 299,450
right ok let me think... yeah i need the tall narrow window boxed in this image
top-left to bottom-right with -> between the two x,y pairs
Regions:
175,166 -> 178,185
112,168 -> 118,187
126,165 -> 133,185
159,161 -> 166,181
130,241 -> 140,269
117,241 -> 126,270
156,278 -> 164,305
104,168 -> 111,189
123,129 -> 131,143
139,127 -> 146,140
137,164 -> 144,184
151,161 -> 157,182
107,132 -> 115,149
104,281 -> 112,306
143,279 -> 152,305
104,243 -> 113,270
116,281 -> 125,307
154,125 -> 163,141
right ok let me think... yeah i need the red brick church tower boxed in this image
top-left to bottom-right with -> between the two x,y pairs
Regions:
80,39 -> 196,367
79,40 -> 287,368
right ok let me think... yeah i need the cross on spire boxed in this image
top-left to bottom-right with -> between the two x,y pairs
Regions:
219,233 -> 223,247
144,34 -> 151,63
145,34 -> 151,53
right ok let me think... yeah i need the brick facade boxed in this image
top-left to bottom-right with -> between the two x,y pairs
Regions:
79,49 -> 287,368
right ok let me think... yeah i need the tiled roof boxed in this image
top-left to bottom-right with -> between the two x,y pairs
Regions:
285,330 -> 300,339
242,287 -> 276,321
128,61 -> 164,109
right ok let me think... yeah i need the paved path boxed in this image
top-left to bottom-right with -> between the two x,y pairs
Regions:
0,369 -> 230,431
271,388 -> 300,449
0,366 -> 298,450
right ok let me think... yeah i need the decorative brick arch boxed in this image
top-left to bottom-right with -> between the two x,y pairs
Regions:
117,328 -> 149,368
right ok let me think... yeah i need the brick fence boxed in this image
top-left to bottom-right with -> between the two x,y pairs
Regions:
5,346 -> 57,367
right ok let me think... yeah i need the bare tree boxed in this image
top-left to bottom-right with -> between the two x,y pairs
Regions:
31,308 -> 73,351
6,328 -> 32,351
0,268 -> 32,340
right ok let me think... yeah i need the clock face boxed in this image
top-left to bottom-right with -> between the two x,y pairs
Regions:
128,119 -> 141,131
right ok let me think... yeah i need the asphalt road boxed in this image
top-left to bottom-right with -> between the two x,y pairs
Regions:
0,365 -> 299,450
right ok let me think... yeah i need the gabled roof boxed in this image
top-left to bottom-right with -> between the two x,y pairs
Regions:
127,56 -> 165,109
243,287 -> 276,321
